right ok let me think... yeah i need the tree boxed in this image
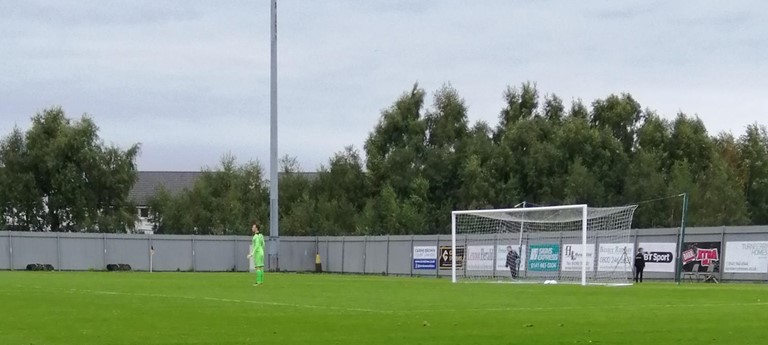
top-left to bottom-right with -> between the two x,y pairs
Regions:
737,124 -> 768,224
278,155 -> 314,235
422,85 -> 469,232
0,129 -> 42,230
456,121 -> 498,209
150,155 -> 268,235
0,107 -> 139,232
590,94 -> 644,153
623,149 -> 672,227
563,158 -> 605,205
693,152 -> 750,226
364,84 -> 427,197
668,113 -> 713,177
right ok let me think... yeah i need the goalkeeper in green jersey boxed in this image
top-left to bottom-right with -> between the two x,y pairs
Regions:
247,222 -> 266,285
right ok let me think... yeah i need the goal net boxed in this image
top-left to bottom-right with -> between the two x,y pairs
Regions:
451,204 -> 637,286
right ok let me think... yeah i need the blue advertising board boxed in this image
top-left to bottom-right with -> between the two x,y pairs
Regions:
528,244 -> 560,271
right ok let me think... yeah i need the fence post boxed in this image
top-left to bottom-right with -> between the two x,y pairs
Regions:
149,234 -> 154,273
436,235 -> 440,278
720,225 -> 726,282
341,236 -> 345,274
410,235 -> 414,277
363,236 -> 368,274
385,235 -> 390,276
56,232 -> 61,271
102,233 -> 107,270
8,231 -> 13,271
233,236 -> 238,272
674,228 -> 681,283
192,236 -> 197,272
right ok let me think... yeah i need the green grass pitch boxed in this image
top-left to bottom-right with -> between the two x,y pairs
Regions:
1,271 -> 766,345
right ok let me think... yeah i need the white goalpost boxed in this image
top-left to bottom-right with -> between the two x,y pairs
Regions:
451,204 -> 638,286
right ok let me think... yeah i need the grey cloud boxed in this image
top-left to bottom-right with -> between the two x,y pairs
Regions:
1,1 -> 767,171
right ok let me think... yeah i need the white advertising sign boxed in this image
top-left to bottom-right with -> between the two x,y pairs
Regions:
561,243 -> 595,272
638,242 -> 677,273
597,243 -> 634,272
496,245 -> 526,272
466,245 -> 495,270
724,241 -> 768,273
413,246 -> 437,259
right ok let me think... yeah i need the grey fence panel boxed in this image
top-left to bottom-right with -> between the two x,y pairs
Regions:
60,235 -> 104,270
364,238 -> 388,274
342,237 -> 365,273
12,233 -> 58,270
194,238 -> 237,272
280,238 -> 316,272
387,237 -> 412,275
235,239 -> 252,272
106,236 -> 151,271
2,226 -> 768,281
326,241 -> 344,273
0,233 -> 9,269
317,237 -> 330,271
151,237 -> 194,271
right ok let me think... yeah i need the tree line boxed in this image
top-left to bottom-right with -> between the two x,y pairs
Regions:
2,82 -> 767,235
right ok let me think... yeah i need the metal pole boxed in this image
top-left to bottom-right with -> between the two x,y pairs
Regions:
192,236 -> 196,272
56,232 -> 61,271
341,236 -> 345,274
435,235 -> 440,278
720,225 -> 726,282
268,0 -> 280,271
102,233 -> 107,270
581,205 -> 588,286
676,193 -> 689,284
517,201 -> 526,272
149,234 -> 154,273
410,235 -> 415,277
8,231 -> 13,270
451,214 -> 456,282
363,236 -> 367,274
385,235 -> 390,276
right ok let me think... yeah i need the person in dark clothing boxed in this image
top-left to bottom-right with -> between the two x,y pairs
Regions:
505,246 -> 520,279
634,247 -> 646,283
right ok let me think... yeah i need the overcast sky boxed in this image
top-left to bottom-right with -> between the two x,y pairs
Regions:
1,1 -> 766,172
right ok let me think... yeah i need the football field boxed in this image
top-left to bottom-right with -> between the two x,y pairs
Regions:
1,271 -> 766,345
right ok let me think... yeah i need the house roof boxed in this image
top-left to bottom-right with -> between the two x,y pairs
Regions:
129,171 -> 320,206
129,171 -> 204,206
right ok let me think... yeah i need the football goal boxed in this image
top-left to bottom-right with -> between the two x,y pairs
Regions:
450,204 -> 638,286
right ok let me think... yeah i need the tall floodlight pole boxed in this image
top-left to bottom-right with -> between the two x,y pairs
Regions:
269,0 -> 280,270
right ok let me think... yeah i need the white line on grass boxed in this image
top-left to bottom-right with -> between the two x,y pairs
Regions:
400,301 -> 768,314
62,288 -> 390,314
21,286 -> 768,315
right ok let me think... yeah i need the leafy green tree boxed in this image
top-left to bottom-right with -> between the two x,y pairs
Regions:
0,108 -> 139,232
563,158 -> 605,205
422,85 -> 469,232
738,124 -> 768,224
668,113 -> 713,177
364,84 -> 427,197
150,155 -> 268,235
623,149 -> 669,227
693,151 -> 750,226
590,94 -> 644,153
